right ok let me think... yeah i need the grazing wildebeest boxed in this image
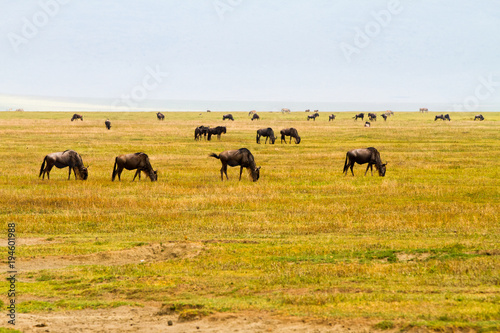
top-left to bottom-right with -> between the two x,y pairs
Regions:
381,114 -> 388,121
194,126 -> 210,140
353,113 -> 364,120
280,128 -> 301,144
251,113 -> 260,121
207,126 -> 226,141
222,114 -> 234,121
435,114 -> 451,121
420,108 -> 429,112
307,113 -> 319,121
256,128 -> 276,144
365,122 -> 371,127
105,119 -> 111,130
343,147 -> 387,177
281,108 -> 291,114
305,109 -> 310,112
368,113 -> 377,121
71,114 -> 83,121
474,114 -> 484,121
329,114 -> 335,121
39,150 -> 88,180
209,148 -> 261,182
112,153 -> 157,182
248,110 -> 257,116
156,112 -> 165,120
444,114 -> 451,121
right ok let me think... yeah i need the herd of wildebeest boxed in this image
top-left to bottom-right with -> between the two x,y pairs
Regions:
39,110 -> 486,182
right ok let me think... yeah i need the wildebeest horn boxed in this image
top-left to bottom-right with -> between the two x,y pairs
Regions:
257,166 -> 261,170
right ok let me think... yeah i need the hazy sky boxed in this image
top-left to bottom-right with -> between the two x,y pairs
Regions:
1,0 -> 500,111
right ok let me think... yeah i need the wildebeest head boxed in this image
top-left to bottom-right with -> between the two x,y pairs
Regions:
80,166 -> 89,180
378,162 -> 387,177
251,166 -> 261,182
152,170 -> 158,181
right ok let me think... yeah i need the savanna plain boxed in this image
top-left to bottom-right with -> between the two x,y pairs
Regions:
0,111 -> 499,332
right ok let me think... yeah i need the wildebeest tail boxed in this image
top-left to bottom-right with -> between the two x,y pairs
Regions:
343,153 -> 349,174
112,157 -> 118,181
39,156 -> 46,177
209,153 -> 219,159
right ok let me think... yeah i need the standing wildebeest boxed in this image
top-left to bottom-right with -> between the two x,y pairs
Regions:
105,119 -> 111,130
209,148 -> 261,182
156,112 -> 165,120
207,126 -> 226,141
329,114 -> 336,121
343,147 -> 387,177
353,113 -> 364,120
256,128 -> 276,144
39,150 -> 88,180
251,113 -> 260,121
248,110 -> 257,116
195,126 -> 210,140
381,114 -> 388,121
385,110 -> 394,116
281,108 -> 291,114
280,128 -> 301,144
71,114 -> 83,121
420,108 -> 429,112
474,114 -> 484,121
112,153 -> 157,182
222,114 -> 234,121
307,113 -> 319,121
368,113 -> 377,121
435,114 -> 451,121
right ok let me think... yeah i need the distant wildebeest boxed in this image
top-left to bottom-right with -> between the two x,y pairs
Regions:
256,128 -> 276,144
112,153 -> 157,182
71,114 -> 83,121
207,110 -> 211,112
381,114 -> 388,121
385,110 -> 394,116
420,108 -> 429,112
435,114 -> 451,121
329,114 -> 335,121
474,114 -> 484,121
353,113 -> 364,120
307,113 -> 319,121
194,126 -> 210,140
343,147 -> 387,177
281,108 -> 291,114
209,148 -> 261,182
251,113 -> 260,121
105,119 -> 111,130
39,150 -> 88,180
368,113 -> 377,121
248,110 -> 257,116
207,126 -> 226,141
156,112 -> 165,120
222,114 -> 234,121
365,122 -> 371,127
305,109 -> 310,112
280,128 -> 301,144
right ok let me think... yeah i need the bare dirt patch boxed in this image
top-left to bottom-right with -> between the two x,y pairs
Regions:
0,237 -> 61,247
396,252 -> 431,262
3,242 -> 203,273
16,305 -> 419,333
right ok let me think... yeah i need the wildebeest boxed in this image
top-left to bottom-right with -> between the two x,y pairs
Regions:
474,114 -> 484,121
307,113 -> 319,121
39,150 -> 88,180
385,110 -> 394,116
353,113 -> 364,120
368,113 -> 377,121
329,114 -> 335,121
248,110 -> 257,116
281,108 -> 291,114
209,148 -> 260,182
222,114 -> 234,121
207,126 -> 226,141
156,112 -> 165,120
365,122 -> 371,127
251,113 -> 260,121
420,108 -> 429,112
381,114 -> 388,121
112,153 -> 157,182
280,128 -> 301,144
194,126 -> 210,140
435,114 -> 451,121
71,114 -> 83,121
105,119 -> 111,130
343,147 -> 387,177
256,128 -> 276,144
305,109 -> 310,112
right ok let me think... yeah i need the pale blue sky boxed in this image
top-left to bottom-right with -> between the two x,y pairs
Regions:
1,0 -> 499,111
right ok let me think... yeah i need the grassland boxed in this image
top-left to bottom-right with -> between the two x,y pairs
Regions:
0,111 -> 499,331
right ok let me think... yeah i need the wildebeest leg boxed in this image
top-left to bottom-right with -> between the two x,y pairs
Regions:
349,162 -> 355,176
68,167 -> 73,180
132,169 -> 141,181
220,164 -> 228,181
265,137 -> 268,144
364,164 -> 372,176
239,166 -> 243,181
